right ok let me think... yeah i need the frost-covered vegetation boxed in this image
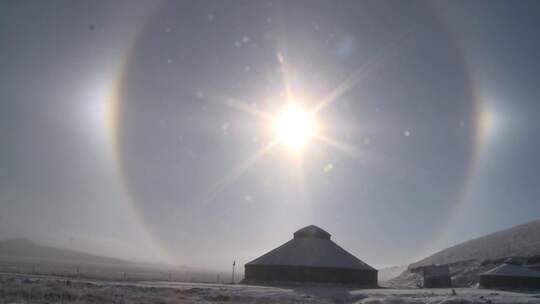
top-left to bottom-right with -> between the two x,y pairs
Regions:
1,274 -> 539,304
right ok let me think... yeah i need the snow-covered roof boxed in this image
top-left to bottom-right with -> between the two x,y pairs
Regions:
246,225 -> 376,271
481,263 -> 540,278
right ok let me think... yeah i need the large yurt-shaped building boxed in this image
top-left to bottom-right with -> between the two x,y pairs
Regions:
244,225 -> 377,286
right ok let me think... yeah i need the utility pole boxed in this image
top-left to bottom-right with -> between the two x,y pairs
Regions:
231,260 -> 236,284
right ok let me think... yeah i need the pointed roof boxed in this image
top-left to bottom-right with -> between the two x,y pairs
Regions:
481,263 -> 540,278
246,225 -> 376,271
293,225 -> 331,239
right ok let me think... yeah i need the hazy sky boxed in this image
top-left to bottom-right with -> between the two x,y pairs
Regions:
1,0 -> 540,271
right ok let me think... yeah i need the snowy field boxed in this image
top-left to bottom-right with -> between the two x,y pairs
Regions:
1,273 -> 540,304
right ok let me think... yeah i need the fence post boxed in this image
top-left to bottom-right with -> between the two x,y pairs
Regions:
231,260 -> 235,284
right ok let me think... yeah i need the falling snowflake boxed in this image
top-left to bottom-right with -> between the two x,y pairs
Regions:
277,52 -> 285,64
234,40 -> 242,48
244,65 -> 251,72
167,59 -> 172,64
404,131 -> 411,137
323,163 -> 334,173
207,14 -> 214,22
459,121 -> 465,127
242,36 -> 250,43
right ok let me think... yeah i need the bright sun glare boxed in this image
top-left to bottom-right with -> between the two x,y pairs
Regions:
272,103 -> 317,152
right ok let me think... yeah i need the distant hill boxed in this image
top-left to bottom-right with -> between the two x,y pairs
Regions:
0,238 -> 227,282
389,219 -> 540,287
410,219 -> 540,269
378,265 -> 407,282
0,238 -> 132,266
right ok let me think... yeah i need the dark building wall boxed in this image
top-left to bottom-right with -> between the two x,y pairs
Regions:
423,276 -> 452,288
245,265 -> 377,286
480,275 -> 540,290
528,264 -> 540,272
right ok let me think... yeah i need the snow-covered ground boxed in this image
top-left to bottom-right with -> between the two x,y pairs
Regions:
1,273 -> 539,304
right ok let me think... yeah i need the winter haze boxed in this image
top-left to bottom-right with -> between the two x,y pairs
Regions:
1,0 -> 540,273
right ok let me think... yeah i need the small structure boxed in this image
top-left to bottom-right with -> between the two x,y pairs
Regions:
419,265 -> 452,288
480,262 -> 540,290
244,225 -> 377,286
526,255 -> 540,272
527,263 -> 540,272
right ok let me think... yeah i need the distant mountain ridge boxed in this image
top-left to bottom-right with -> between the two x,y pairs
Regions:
0,238 -> 132,266
410,219 -> 540,269
0,238 -> 229,282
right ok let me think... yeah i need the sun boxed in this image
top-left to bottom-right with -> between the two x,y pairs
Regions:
272,103 -> 318,152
